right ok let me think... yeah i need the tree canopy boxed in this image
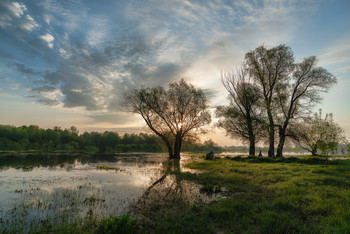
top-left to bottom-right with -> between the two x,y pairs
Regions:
245,44 -> 295,157
216,68 -> 264,156
124,79 -> 211,158
242,44 -> 336,157
296,110 -> 346,156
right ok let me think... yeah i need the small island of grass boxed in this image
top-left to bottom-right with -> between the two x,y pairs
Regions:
96,165 -> 119,171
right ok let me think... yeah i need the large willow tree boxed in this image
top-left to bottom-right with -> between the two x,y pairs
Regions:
124,79 -> 211,159
245,44 -> 336,157
245,45 -> 294,157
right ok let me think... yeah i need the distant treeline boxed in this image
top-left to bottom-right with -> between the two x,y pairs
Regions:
0,125 -> 221,153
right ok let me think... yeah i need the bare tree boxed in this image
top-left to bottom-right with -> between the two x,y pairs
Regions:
245,45 -> 294,157
275,57 -> 336,157
216,68 -> 264,155
123,79 -> 211,159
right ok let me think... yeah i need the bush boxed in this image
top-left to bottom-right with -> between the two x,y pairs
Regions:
98,213 -> 137,233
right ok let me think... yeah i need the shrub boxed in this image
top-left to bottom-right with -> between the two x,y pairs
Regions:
98,213 -> 137,233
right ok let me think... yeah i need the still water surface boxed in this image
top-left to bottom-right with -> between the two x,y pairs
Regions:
0,153 -> 205,231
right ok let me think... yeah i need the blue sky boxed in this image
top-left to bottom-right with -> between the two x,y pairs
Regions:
0,0 -> 349,146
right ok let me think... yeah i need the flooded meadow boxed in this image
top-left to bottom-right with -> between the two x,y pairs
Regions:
0,153 -> 218,232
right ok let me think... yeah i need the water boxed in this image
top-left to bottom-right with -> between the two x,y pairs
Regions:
0,153 -> 217,231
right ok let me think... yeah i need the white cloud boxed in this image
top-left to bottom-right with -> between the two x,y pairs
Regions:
0,1 -> 39,31
58,48 -> 71,59
20,14 -> 39,31
0,1 -> 26,27
6,1 -> 26,18
40,33 -> 54,48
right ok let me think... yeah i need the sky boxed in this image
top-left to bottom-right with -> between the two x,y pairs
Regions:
0,0 -> 349,146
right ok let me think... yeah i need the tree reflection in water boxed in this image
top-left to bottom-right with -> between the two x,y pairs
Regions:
136,157 -> 220,215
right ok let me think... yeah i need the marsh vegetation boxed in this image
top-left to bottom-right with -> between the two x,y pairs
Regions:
1,153 -> 349,233
136,154 -> 350,233
0,153 -> 219,232
0,153 -> 165,232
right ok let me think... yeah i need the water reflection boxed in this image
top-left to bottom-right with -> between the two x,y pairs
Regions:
138,157 -> 225,210
0,153 -> 169,171
0,153 -> 222,232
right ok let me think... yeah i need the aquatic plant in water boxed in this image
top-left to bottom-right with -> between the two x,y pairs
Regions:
96,165 -> 120,170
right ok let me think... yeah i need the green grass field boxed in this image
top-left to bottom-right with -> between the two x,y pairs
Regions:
137,155 -> 350,233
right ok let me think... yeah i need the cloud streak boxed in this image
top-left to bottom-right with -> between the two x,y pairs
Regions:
0,0 -> 39,32
8,62 -> 41,75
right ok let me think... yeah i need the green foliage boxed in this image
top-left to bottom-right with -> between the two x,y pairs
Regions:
181,139 -> 222,152
98,213 -> 137,233
124,79 -> 211,158
13,213 -> 137,233
297,110 -> 347,156
217,69 -> 264,156
0,124 -> 221,154
84,145 -> 99,153
137,156 -> 350,233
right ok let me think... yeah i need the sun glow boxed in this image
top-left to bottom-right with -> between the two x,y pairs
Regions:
175,122 -> 182,129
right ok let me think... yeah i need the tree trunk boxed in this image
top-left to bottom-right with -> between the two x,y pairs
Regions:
268,125 -> 275,157
276,118 -> 290,157
266,102 -> 275,157
249,140 -> 255,156
248,134 -> 255,156
168,147 -> 174,159
311,145 -> 318,156
163,139 -> 174,159
276,128 -> 285,157
172,135 -> 182,159
247,115 -> 255,156
172,159 -> 181,173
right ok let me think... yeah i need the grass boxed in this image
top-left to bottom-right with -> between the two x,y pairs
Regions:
1,186 -> 137,233
135,155 -> 350,233
32,213 -> 138,233
96,165 -> 119,170
2,154 -> 349,233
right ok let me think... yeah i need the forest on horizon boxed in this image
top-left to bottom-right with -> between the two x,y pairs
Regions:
1,124 -> 347,155
0,124 -> 222,154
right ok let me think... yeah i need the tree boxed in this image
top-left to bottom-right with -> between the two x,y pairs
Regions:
244,44 -> 336,157
296,110 -> 346,156
245,45 -> 294,157
216,68 -> 264,156
124,79 -> 211,159
97,131 -> 120,152
275,56 -> 336,157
